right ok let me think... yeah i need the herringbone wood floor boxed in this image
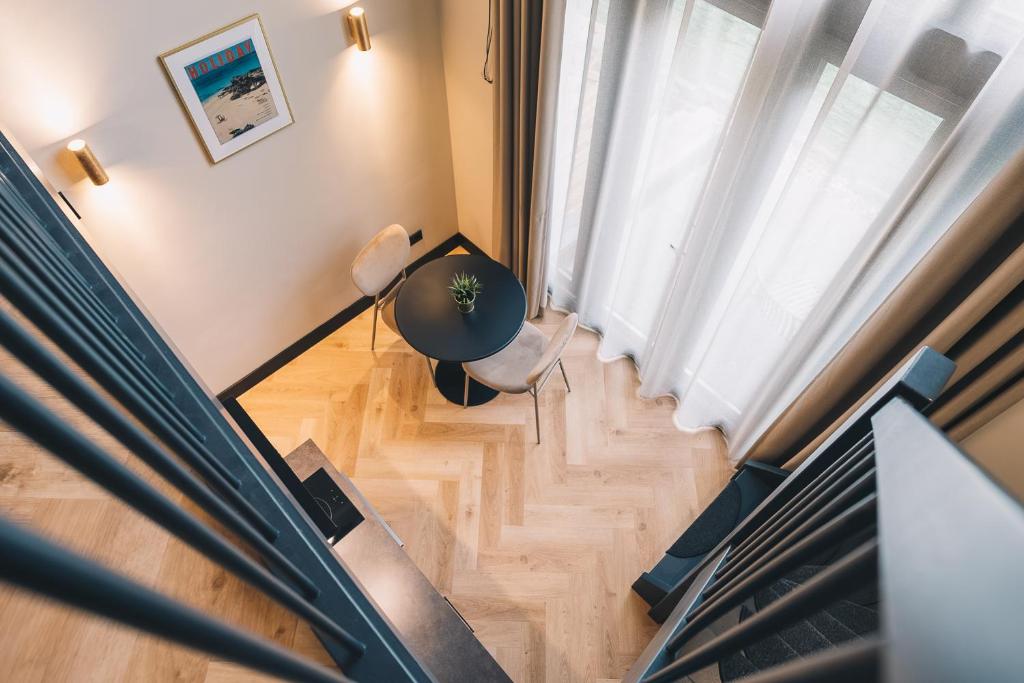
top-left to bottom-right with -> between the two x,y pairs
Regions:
239,255 -> 733,682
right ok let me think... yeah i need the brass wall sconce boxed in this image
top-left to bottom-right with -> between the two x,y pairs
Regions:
346,7 -> 371,51
67,139 -> 109,186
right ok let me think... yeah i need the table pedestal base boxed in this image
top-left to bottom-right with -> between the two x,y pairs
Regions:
434,361 -> 499,406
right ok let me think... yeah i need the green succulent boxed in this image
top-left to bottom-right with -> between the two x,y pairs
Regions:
448,272 -> 482,304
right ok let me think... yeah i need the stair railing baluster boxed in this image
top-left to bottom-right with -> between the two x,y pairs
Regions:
717,436 -> 873,577
0,239 -> 204,444
731,638 -> 882,683
0,309 -> 321,596
0,373 -> 365,657
643,540 -> 879,683
706,454 -> 876,600
699,471 -> 876,614
1,202 -> 149,366
0,255 -> 246,492
0,515 -> 354,683
666,496 -> 877,654
0,192 -> 126,332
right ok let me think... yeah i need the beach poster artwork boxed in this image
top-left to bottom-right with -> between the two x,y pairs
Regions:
187,39 -> 277,144
160,16 -> 292,163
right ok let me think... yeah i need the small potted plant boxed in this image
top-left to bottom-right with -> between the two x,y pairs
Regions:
449,271 -> 482,314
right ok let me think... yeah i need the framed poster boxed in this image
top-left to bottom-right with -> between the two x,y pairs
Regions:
159,15 -> 293,163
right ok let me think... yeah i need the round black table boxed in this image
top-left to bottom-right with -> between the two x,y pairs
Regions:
395,254 -> 526,405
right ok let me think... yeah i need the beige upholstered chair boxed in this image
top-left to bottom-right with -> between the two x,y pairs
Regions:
463,313 -> 578,443
351,224 -> 411,350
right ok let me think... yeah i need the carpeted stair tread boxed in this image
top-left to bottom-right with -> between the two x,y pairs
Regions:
718,648 -> 759,681
779,564 -> 826,585
667,481 -> 742,558
846,583 -> 880,606
711,558 -> 880,678
741,629 -> 801,670
731,605 -> 801,671
741,566 -> 879,673
823,598 -> 879,636
755,586 -> 833,655
806,608 -> 862,645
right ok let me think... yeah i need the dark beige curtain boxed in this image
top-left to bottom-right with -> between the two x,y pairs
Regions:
741,148 -> 1024,468
493,0 -> 565,318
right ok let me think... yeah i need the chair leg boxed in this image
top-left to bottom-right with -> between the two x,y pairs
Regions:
463,373 -> 470,408
559,359 -> 571,393
424,355 -> 434,385
532,388 -> 540,444
371,295 -> 380,351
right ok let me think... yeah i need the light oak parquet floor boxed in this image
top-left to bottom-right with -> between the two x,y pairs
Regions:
240,254 -> 734,683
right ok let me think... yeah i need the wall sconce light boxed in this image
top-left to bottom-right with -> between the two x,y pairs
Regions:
67,139 -> 109,186
346,7 -> 371,51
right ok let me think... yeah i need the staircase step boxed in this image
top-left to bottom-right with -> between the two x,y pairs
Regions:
823,598 -> 879,636
763,575 -> 878,639
718,648 -> 759,682
733,606 -> 801,671
781,564 -> 826,585
755,586 -> 833,655
806,607 -> 861,645
709,562 -> 880,680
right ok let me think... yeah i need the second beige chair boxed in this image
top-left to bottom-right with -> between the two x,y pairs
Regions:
351,224 -> 410,350
462,313 -> 579,444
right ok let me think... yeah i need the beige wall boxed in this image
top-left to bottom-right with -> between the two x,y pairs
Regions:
963,397 -> 1024,503
0,0 -> 458,393
438,0 -> 495,256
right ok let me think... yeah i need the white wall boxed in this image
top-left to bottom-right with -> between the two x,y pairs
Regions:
0,0 -> 458,393
963,396 -> 1024,503
438,0 -> 495,256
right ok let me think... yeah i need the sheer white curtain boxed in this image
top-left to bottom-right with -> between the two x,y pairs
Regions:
546,0 -> 1024,462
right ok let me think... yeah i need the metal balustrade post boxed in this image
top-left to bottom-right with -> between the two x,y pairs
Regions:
0,373 -> 365,657
707,469 -> 877,604
0,253 -> 245,493
0,220 -> 203,442
0,515 -> 353,683
0,193 -> 125,331
720,435 -> 873,572
0,308 -> 320,598
667,496 -> 877,654
0,199 -> 140,353
2,202 -> 144,355
645,541 -> 879,683
707,452 -> 876,598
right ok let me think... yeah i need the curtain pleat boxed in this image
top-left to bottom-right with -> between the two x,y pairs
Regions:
547,0 -> 1024,462
493,0 -> 566,318
741,148 -> 1024,468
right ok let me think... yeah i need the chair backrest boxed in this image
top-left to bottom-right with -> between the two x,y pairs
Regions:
351,224 -> 410,297
527,313 -> 579,387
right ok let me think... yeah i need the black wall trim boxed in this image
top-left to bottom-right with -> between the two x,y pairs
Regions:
222,396 -> 338,539
218,232 -> 485,401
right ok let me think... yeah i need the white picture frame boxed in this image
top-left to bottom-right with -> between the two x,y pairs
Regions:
159,15 -> 293,163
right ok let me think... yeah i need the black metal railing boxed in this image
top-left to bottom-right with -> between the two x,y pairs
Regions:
0,517 -> 353,683
646,346 -> 954,624
626,348 -> 1024,682
0,130 -> 433,681
624,350 -> 942,681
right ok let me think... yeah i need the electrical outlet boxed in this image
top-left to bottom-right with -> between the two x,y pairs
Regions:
409,228 -> 424,245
